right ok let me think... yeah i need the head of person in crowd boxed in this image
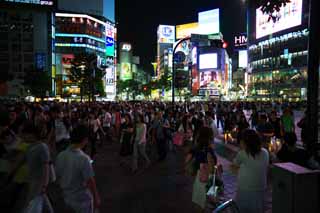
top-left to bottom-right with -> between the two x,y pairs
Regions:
20,120 -> 44,143
269,110 -> 278,120
135,113 -> 144,124
124,113 -> 132,125
240,129 -> 262,158
283,132 -> 297,148
259,114 -> 268,124
70,124 -> 89,149
196,127 -> 214,150
283,108 -> 292,116
50,106 -> 60,119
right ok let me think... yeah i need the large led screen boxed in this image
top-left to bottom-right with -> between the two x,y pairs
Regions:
5,0 -> 53,5
198,9 -> 220,35
120,63 -> 132,81
199,71 -> 218,89
199,53 -> 218,70
256,0 -> 302,39
238,50 -> 248,68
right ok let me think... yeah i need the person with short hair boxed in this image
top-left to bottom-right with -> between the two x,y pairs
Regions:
277,132 -> 309,167
55,124 -> 100,213
231,129 -> 269,213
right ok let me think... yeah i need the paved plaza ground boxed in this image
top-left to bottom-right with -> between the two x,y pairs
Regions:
49,135 -> 273,213
47,110 -> 307,212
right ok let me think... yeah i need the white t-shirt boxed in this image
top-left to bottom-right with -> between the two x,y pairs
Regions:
103,112 -> 112,128
55,148 -> 94,203
234,148 -> 269,191
55,119 -> 70,142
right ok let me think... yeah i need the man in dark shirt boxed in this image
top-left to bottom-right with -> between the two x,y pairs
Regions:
277,132 -> 310,167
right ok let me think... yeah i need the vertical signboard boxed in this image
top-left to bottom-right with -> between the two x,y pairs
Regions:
158,25 -> 175,44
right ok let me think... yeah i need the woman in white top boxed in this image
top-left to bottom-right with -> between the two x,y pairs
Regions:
132,113 -> 151,173
231,129 -> 269,213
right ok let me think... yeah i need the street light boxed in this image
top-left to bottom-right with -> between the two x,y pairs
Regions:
172,37 -> 191,105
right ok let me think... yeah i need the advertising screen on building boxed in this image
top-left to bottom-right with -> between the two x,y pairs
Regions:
199,53 -> 218,70
238,50 -> 248,68
158,25 -> 175,44
120,63 -> 132,81
105,22 -> 115,57
4,0 -> 53,5
176,22 -> 198,40
199,71 -> 219,89
198,9 -> 220,35
256,0 -> 302,39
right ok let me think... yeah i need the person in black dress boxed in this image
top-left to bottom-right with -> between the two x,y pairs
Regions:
120,114 -> 134,156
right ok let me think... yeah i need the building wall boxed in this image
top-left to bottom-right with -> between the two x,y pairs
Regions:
0,8 -> 50,96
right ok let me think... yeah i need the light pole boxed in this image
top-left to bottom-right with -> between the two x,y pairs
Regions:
172,37 -> 191,105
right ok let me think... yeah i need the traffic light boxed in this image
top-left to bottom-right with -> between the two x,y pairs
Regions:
223,42 -> 228,49
143,86 -> 147,91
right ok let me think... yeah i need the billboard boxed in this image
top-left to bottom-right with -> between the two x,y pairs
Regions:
120,63 -> 132,81
191,65 -> 200,95
198,9 -> 220,35
256,0 -> 303,39
176,22 -> 199,40
199,71 -> 219,88
238,50 -> 248,68
158,25 -> 175,44
199,53 -> 218,70
4,0 -> 53,5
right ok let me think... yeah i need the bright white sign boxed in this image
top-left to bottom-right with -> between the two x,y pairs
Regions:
256,0 -> 302,39
238,50 -> 248,68
121,43 -> 132,51
158,25 -> 175,44
198,9 -> 220,35
199,53 -> 218,70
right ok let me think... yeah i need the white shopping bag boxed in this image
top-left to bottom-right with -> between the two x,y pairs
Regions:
24,195 -> 44,213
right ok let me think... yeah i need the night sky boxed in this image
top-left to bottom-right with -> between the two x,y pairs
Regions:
116,0 -> 246,69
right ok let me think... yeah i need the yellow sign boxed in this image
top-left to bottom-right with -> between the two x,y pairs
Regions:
176,22 -> 198,40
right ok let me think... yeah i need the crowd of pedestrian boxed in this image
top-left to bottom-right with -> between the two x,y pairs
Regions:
0,100 -> 317,213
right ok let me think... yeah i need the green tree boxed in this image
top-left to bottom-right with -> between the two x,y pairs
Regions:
69,53 -> 105,102
116,79 -> 140,100
24,68 -> 51,98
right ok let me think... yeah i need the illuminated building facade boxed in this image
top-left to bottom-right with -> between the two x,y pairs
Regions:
54,13 -> 116,98
248,0 -> 309,101
53,0 -> 116,99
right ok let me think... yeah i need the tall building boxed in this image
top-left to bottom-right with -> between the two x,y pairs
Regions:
247,0 -> 309,101
0,1 -> 55,97
54,0 -> 116,99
